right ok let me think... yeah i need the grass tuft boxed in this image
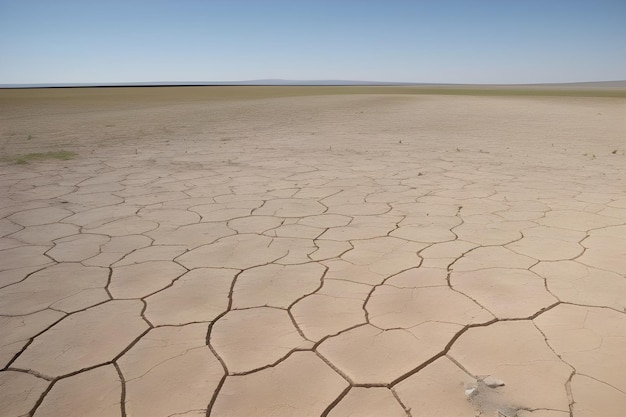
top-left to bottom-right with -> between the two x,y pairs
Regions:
8,150 -> 76,165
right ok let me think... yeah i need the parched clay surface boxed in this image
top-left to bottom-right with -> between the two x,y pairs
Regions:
1,90 -> 625,416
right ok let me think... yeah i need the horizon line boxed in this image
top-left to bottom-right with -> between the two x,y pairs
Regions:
2,79 -> 626,89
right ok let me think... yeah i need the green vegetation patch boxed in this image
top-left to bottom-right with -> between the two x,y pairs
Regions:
9,150 -> 77,164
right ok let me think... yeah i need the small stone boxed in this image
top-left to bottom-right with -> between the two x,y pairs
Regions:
497,408 -> 517,417
483,376 -> 505,388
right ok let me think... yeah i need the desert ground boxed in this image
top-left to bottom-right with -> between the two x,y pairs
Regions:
1,86 -> 626,417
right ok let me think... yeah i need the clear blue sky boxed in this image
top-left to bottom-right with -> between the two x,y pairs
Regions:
1,0 -> 625,84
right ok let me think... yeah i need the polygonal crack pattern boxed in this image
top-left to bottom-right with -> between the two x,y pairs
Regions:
1,93 -> 625,416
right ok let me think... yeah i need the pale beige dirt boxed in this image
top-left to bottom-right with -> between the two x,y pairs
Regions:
1,88 -> 625,416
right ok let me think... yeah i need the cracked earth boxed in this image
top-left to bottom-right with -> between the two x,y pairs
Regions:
1,89 -> 625,416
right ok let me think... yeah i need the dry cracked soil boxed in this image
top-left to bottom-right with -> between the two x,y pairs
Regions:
1,87 -> 626,417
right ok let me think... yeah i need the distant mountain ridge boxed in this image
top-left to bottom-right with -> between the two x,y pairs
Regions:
2,80 -> 626,89
0,79 -> 410,88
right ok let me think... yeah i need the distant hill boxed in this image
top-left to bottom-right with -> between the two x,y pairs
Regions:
0,79 -> 410,88
211,79 -> 411,86
1,80 -> 625,89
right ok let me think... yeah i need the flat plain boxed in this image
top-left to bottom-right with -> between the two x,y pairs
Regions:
1,86 -> 626,417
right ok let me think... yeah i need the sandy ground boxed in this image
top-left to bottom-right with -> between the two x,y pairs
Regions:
1,88 -> 626,417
